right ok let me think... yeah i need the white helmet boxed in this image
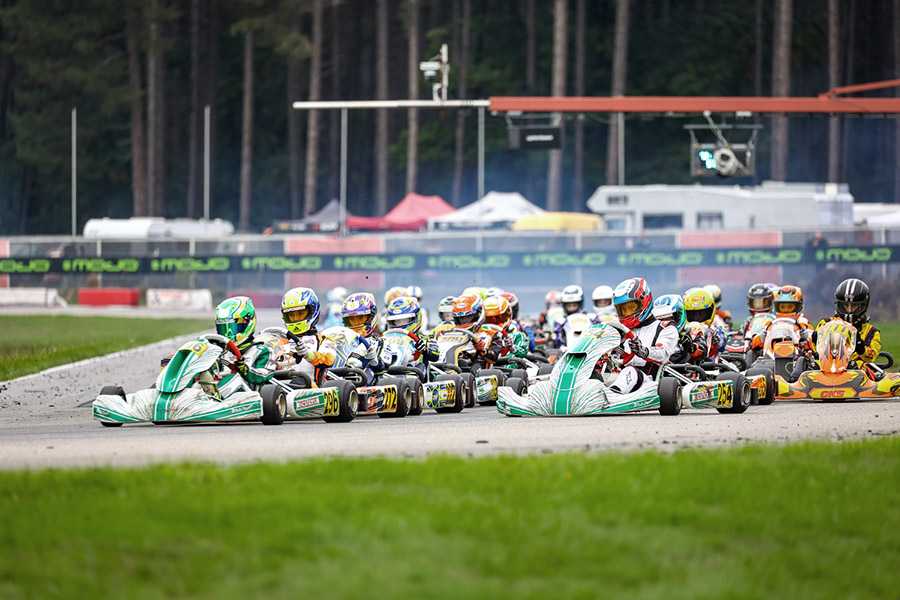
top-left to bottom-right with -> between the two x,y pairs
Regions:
560,284 -> 584,315
591,285 -> 615,316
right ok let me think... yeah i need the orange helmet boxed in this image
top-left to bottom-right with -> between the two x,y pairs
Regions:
774,285 -> 803,319
483,296 -> 512,329
499,291 -> 519,320
452,293 -> 485,332
383,286 -> 407,306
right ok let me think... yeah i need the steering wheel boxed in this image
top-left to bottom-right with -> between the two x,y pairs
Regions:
204,333 -> 242,360
384,328 -> 421,360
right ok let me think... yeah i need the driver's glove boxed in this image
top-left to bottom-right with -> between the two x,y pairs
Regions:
855,339 -> 867,358
414,336 -> 428,354
347,353 -> 364,369
630,336 -> 649,359
234,358 -> 249,377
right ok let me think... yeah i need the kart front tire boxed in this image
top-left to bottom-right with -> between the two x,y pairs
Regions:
658,378 -> 682,416
260,384 -> 287,425
98,386 -> 126,427
746,367 -> 775,406
478,368 -> 505,387
715,372 -> 751,414
321,379 -> 358,423
434,374 -> 465,413
537,364 -> 554,376
407,378 -> 424,416
505,377 -> 527,396
461,372 -> 477,408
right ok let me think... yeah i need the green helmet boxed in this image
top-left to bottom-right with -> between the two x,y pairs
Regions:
215,296 -> 257,347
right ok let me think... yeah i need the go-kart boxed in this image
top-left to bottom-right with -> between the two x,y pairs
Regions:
92,334 -> 288,426
750,317 -> 811,382
432,327 -> 505,407
381,328 -> 461,413
724,313 -> 775,366
775,318 -> 900,401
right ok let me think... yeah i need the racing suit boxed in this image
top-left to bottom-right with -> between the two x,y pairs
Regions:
292,330 -> 338,385
553,312 -> 600,349
815,317 -> 882,365
511,319 -> 536,352
348,335 -> 394,385
610,317 -> 679,394
409,333 -> 440,370
470,325 -> 510,370
235,335 -> 281,388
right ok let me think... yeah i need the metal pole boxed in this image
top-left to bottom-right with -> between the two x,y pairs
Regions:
203,105 -> 211,221
617,112 -> 625,185
340,108 -> 348,236
71,108 -> 76,236
478,106 -> 485,200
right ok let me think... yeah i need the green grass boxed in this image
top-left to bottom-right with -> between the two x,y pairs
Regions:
875,322 -> 900,369
1,438 -> 898,599
0,316 -> 209,381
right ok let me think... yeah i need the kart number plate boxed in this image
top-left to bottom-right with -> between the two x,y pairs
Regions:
716,382 -> 733,408
384,387 -> 398,412
323,388 -> 340,415
186,341 -> 209,356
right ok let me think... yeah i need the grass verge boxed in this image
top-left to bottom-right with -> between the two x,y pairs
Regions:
875,321 -> 900,369
1,437 -> 898,599
0,315 -> 209,381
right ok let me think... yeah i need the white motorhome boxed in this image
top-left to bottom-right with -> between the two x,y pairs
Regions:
83,217 -> 234,239
586,182 -> 853,232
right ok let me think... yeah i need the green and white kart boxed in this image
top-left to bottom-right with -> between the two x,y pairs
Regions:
92,334 -> 287,427
496,322 -> 752,417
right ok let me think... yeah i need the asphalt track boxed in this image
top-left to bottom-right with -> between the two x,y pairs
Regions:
1,309 -> 899,471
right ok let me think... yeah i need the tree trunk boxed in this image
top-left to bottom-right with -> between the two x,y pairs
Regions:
606,0 -> 630,186
840,0 -> 855,183
239,31 -> 253,232
451,0 -> 470,206
126,1 -> 148,217
328,0 -> 341,202
523,0 -> 537,205
827,0 -> 840,183
406,0 -> 420,195
546,0 -> 566,211
304,0 -> 323,217
375,0 -> 389,214
186,0 -> 200,218
573,0 -> 585,211
770,0 -> 793,182
205,0 -> 219,215
146,0 -> 164,216
287,1 -> 302,220
894,0 -> 900,203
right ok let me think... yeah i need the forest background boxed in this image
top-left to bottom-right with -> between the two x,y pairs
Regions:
0,0 -> 898,235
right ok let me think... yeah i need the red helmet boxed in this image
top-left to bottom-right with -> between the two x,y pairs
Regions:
613,277 -> 653,329
499,291 -> 519,320
452,294 -> 485,332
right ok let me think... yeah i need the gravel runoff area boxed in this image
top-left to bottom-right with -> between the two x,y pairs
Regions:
0,308 -> 898,471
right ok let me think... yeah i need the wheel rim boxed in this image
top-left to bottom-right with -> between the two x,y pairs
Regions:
348,390 -> 358,417
277,392 -> 287,418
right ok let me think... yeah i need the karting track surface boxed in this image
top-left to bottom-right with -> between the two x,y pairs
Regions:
2,333 -> 899,471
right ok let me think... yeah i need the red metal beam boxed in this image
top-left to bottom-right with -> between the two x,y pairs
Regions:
489,95 -> 900,114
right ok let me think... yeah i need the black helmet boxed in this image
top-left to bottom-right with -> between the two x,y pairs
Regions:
747,283 -> 774,314
834,278 -> 869,325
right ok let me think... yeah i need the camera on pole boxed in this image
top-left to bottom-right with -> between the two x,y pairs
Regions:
420,44 -> 450,102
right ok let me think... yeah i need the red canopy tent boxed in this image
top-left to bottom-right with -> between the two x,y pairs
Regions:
346,193 -> 456,232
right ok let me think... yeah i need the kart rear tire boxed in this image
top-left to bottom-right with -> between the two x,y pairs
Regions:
434,374 -> 465,413
260,385 -> 287,425
98,386 -> 126,427
407,378 -> 424,416
505,377 -> 527,396
746,367 -> 775,406
537,364 -> 554,376
715,372 -> 751,414
461,372 -> 477,407
379,378 -> 411,418
658,378 -> 682,416
509,368 -> 528,382
321,379 -> 358,423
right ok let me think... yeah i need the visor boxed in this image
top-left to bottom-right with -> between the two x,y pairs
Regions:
454,313 -> 480,327
439,309 -> 454,322
343,314 -> 370,328
837,301 -> 862,314
749,297 -> 771,310
615,300 -> 641,319
594,298 -> 612,308
484,314 -> 508,327
685,307 -> 714,323
215,319 -> 247,339
387,314 -> 416,329
283,306 -> 312,323
775,301 -> 800,315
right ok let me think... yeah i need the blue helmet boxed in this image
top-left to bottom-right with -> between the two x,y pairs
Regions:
281,287 -> 320,335
613,277 -> 653,329
386,296 -> 423,333
652,294 -> 686,332
341,292 -> 378,337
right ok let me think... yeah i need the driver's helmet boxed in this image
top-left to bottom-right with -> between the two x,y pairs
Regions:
591,285 -> 615,315
215,296 -> 257,347
438,296 -> 456,323
452,293 -> 485,332
544,290 -> 561,308
774,285 -> 804,320
281,287 -> 320,335
327,286 -> 348,304
834,278 -> 869,325
462,286 -> 488,300
484,286 -> 504,298
652,294 -> 686,332
341,292 -> 378,337
405,285 -> 424,301
384,286 -> 407,307
499,291 -> 520,320
683,287 -> 716,326
483,296 -> 512,330
385,296 -> 423,333
613,277 -> 653,329
703,284 -> 723,309
747,283 -> 774,315
560,284 -> 584,315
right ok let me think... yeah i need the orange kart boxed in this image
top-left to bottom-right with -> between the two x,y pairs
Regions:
776,318 -> 900,401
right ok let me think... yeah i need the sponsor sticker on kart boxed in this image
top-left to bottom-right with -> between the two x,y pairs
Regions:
715,382 -> 733,408
294,396 -> 320,410
692,385 -> 714,402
